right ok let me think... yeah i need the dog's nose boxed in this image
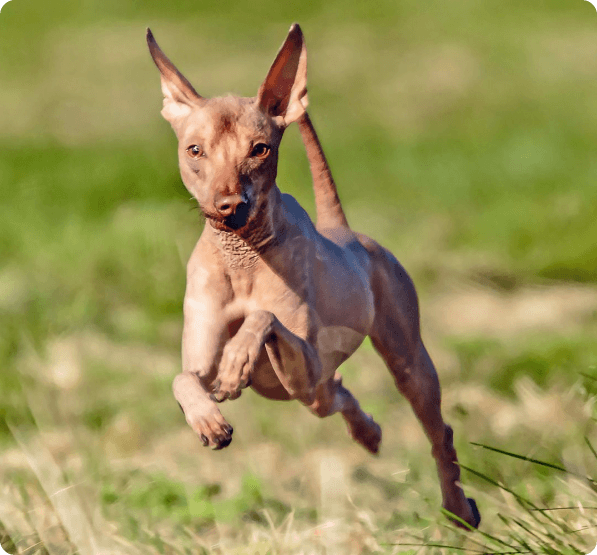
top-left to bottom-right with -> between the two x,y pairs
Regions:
214,193 -> 247,217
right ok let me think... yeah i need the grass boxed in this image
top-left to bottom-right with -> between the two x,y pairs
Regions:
2,0 -> 597,552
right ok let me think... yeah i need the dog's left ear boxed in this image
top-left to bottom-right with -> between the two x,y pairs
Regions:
257,23 -> 308,126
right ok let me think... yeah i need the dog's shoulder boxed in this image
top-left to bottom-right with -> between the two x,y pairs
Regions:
280,192 -> 311,221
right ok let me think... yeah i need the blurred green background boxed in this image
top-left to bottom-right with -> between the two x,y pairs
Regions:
2,0 -> 597,553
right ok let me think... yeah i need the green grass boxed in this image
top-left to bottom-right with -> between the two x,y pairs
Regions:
2,0 -> 597,552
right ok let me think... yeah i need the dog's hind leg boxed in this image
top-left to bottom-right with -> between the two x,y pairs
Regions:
365,243 -> 480,528
309,373 -> 382,454
375,339 -> 480,528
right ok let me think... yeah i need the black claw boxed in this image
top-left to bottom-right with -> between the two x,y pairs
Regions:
200,434 -> 209,446
467,498 -> 481,528
212,380 -> 221,392
218,436 -> 232,449
225,425 -> 233,436
209,393 -> 218,402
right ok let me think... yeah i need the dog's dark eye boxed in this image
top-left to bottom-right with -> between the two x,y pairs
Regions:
251,143 -> 270,159
187,145 -> 204,158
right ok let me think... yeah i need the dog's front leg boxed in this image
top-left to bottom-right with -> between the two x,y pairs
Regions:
212,310 -> 321,404
173,373 -> 234,450
176,295 -> 234,449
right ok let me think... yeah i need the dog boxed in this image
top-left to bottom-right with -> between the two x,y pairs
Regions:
146,23 -> 480,529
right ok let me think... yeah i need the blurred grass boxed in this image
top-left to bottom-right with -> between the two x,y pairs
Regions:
2,0 -> 597,552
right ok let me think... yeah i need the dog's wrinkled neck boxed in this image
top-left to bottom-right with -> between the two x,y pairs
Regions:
211,228 -> 261,269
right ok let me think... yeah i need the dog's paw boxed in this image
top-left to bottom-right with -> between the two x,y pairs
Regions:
210,374 -> 252,403
444,497 -> 481,530
212,340 -> 260,403
180,402 -> 234,450
348,414 -> 382,455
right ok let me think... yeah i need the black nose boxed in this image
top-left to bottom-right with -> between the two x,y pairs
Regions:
214,193 -> 246,217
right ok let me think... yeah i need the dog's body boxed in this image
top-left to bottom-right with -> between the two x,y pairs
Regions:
147,24 -> 480,528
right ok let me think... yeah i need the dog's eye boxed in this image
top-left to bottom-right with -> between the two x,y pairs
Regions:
251,143 -> 270,159
187,145 -> 204,158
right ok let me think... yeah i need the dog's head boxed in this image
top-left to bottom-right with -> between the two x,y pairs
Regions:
147,24 -> 308,232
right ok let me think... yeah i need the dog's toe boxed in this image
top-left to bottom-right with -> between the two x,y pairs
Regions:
210,427 -> 233,450
211,378 -> 245,403
212,435 -> 232,450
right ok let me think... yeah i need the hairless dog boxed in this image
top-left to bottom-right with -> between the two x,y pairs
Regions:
146,23 -> 480,528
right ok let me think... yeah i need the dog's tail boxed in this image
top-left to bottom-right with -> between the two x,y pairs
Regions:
297,112 -> 349,229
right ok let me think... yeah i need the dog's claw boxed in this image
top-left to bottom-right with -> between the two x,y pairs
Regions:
212,435 -> 232,450
446,497 -> 481,530
467,498 -> 481,528
200,434 -> 209,446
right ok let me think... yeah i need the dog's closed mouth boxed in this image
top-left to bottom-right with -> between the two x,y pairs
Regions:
223,202 -> 250,230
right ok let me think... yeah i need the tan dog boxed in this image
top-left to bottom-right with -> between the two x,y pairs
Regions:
146,24 -> 480,528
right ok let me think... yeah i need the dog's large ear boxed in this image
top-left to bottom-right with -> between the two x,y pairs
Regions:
257,23 -> 308,126
146,28 -> 204,126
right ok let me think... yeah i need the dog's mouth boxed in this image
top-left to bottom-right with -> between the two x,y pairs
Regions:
209,202 -> 251,231
223,202 -> 251,230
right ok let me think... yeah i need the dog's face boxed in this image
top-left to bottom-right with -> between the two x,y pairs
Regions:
147,25 -> 308,232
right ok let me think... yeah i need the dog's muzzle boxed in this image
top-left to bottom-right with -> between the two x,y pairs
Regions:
214,193 -> 250,230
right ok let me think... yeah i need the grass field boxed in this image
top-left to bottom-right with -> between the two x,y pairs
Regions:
2,0 -> 597,553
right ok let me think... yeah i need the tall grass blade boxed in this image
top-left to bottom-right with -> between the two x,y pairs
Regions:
460,464 -> 563,529
585,437 -> 597,462
440,506 -> 517,550
470,443 -> 597,487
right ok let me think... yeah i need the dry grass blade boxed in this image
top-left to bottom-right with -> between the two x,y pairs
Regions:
6,422 -> 135,555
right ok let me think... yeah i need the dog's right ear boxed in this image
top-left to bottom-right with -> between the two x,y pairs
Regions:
146,28 -> 204,126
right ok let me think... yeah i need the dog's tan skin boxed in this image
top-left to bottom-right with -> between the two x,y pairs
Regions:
146,24 -> 480,528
